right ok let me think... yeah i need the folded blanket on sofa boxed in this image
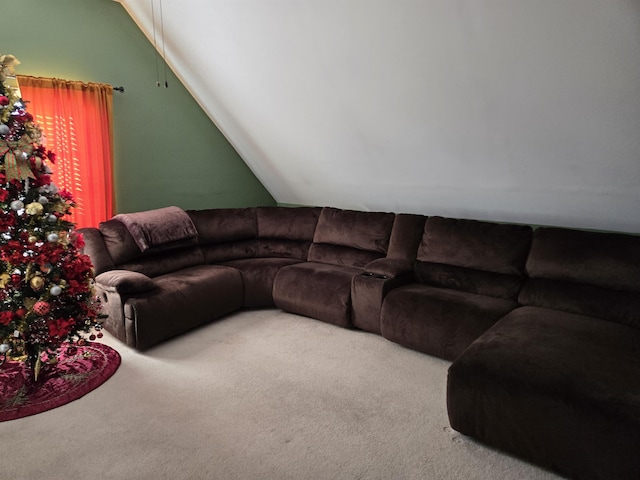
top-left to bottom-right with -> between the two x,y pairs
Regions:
113,206 -> 198,252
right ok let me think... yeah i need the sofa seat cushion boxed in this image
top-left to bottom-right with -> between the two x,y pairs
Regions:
220,258 -> 304,308
380,284 -> 518,361
122,265 -> 243,350
447,306 -> 640,480
273,262 -> 361,328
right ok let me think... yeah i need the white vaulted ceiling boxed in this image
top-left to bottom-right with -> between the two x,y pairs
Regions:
115,0 -> 640,233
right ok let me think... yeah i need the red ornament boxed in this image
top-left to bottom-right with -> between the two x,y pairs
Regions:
33,301 -> 51,316
15,308 -> 27,318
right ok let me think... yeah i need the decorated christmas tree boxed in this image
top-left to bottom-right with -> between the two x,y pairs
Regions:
0,54 -> 103,381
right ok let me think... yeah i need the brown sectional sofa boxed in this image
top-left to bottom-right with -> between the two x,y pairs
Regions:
80,205 -> 640,480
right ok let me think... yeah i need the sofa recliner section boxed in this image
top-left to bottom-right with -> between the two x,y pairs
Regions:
379,216 -> 532,361
122,264 -> 243,351
273,207 -> 397,328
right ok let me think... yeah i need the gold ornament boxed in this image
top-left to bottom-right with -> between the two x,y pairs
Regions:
29,275 -> 45,291
0,273 -> 10,288
28,235 -> 38,243
25,202 -> 44,216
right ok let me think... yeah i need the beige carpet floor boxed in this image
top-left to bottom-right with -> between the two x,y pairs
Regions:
1,309 -> 564,480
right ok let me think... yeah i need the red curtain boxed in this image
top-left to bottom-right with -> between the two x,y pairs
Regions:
16,75 -> 114,228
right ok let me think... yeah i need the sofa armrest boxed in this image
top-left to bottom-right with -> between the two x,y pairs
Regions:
362,258 -> 413,279
352,259 -> 415,335
95,270 -> 157,294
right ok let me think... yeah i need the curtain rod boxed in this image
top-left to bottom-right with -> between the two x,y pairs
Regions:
16,75 -> 125,93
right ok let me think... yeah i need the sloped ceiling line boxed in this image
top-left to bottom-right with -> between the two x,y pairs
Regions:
116,0 -> 640,233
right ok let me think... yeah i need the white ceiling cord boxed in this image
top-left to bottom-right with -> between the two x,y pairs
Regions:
151,0 -> 168,88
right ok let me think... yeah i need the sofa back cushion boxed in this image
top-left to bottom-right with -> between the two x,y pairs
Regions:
386,213 -> 427,262
99,219 -> 143,265
99,219 -> 204,277
308,207 -> 395,268
188,208 -> 258,263
256,206 -> 321,259
78,227 -> 115,275
519,227 -> 640,328
188,208 -> 257,244
415,217 -> 533,299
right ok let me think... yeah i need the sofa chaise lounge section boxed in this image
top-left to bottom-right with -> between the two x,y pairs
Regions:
447,226 -> 640,480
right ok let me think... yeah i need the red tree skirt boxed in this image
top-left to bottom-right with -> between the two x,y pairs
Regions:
0,342 -> 121,422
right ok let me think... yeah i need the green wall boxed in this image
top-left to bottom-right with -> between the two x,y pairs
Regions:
0,0 -> 275,214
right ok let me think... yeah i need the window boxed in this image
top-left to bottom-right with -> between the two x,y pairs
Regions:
16,76 -> 114,228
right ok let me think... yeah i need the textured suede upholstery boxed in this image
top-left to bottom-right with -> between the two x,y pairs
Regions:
414,216 -> 532,299
255,206 -> 321,260
95,270 -> 157,294
188,208 -> 259,263
123,265 -> 243,350
98,218 -> 205,277
113,206 -> 198,253
115,248 -> 205,278
221,257 -> 302,308
256,206 -> 321,243
213,207 -> 321,307
187,206 -> 321,308
81,205 -> 640,479
382,285 -> 519,361
380,217 -> 532,360
99,219 -> 144,265
447,226 -> 640,480
274,208 -> 396,328
386,213 -> 428,261
350,214 -> 427,334
274,262 -> 361,328
418,216 -> 532,275
524,227 -> 640,292
519,227 -> 640,328
448,307 -> 640,480
188,207 -> 257,244
311,207 -> 394,253
78,227 -> 115,275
